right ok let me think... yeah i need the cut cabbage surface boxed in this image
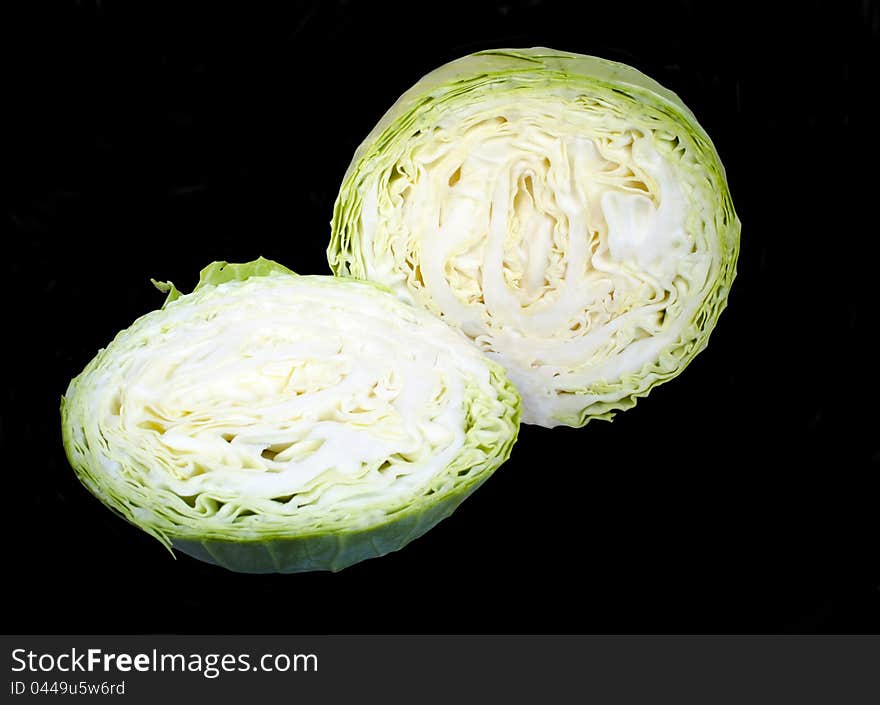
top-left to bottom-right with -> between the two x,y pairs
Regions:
62,259 -> 520,572
329,48 -> 740,427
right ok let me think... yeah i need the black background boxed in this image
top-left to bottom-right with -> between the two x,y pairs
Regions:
5,0 -> 877,633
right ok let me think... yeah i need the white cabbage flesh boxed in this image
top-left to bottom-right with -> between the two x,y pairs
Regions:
330,49 -> 740,427
62,262 -> 519,572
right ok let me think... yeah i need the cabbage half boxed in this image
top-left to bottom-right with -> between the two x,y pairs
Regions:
61,259 -> 520,573
329,48 -> 740,427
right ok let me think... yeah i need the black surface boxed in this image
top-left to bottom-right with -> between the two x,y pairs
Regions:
5,1 -> 877,633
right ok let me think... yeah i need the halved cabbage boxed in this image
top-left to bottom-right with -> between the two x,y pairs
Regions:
61,259 -> 520,573
329,48 -> 740,427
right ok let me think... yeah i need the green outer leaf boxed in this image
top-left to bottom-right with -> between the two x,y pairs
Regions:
151,256 -> 296,309
61,259 -> 521,573
328,47 -> 741,428
191,257 -> 297,290
171,387 -> 519,574
171,482 -> 479,574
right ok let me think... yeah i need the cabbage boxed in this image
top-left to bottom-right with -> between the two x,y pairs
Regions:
329,48 -> 740,427
61,259 -> 520,573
